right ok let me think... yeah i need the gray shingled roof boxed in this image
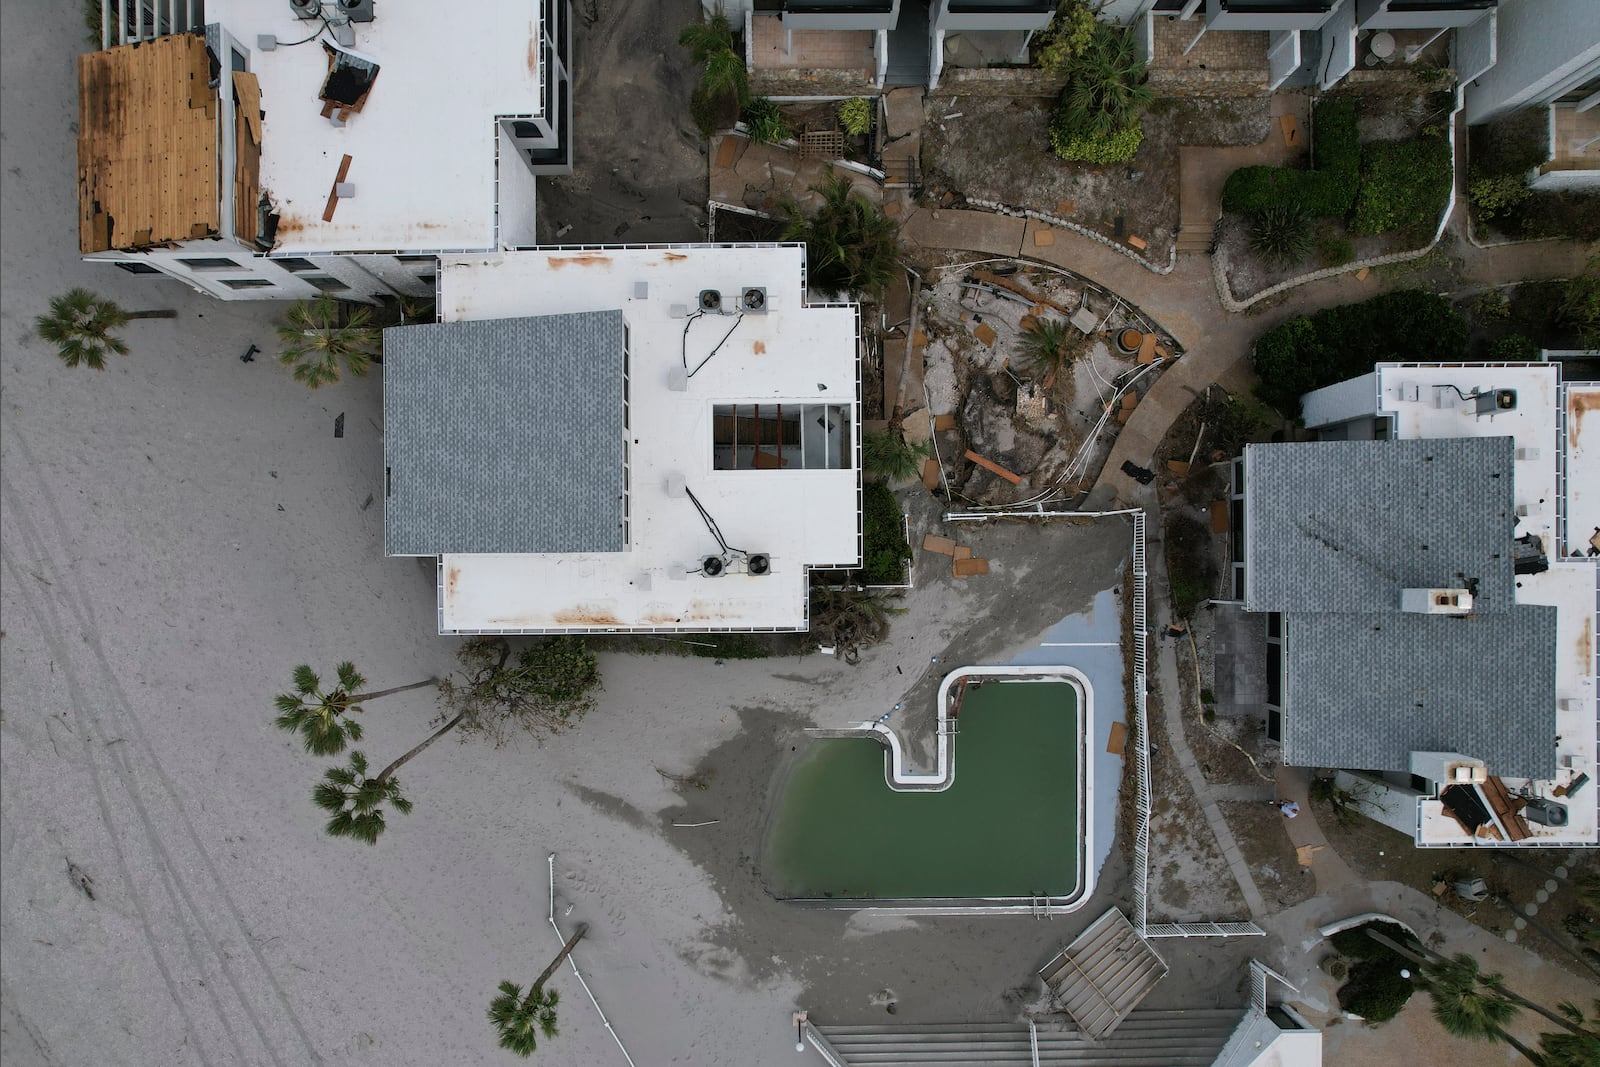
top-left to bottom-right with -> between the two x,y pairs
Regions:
1243,438 -> 1517,614
1281,606 -> 1558,780
383,313 -> 626,555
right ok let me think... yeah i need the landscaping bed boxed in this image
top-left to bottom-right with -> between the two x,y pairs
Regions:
1468,108 -> 1600,242
921,93 -> 1273,264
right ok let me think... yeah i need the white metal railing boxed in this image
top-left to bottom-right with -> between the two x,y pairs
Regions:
1130,509 -> 1151,939
1146,921 -> 1266,938
547,854 -> 637,1067
1029,1018 -> 1041,1067
102,0 -> 200,49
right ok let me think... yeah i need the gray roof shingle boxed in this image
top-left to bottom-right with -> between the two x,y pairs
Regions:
383,313 -> 626,555
1243,438 -> 1517,614
1281,606 -> 1558,780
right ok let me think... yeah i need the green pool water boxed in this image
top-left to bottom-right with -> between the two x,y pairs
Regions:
763,680 -> 1081,900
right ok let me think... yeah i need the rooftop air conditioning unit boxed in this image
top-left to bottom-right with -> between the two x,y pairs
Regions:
337,0 -> 375,22
747,553 -> 771,576
702,556 -> 727,577
699,289 -> 722,313
289,0 -> 323,19
740,287 -> 768,314
1476,389 -> 1516,416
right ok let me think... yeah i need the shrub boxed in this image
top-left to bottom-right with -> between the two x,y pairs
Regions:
690,634 -> 770,659
1490,333 -> 1538,359
1033,0 -> 1095,70
838,96 -> 872,137
742,97 -> 790,144
1249,203 -> 1313,268
864,429 -> 931,481
1350,136 -> 1452,236
780,169 -> 900,297
1051,23 -> 1151,145
1221,100 -> 1359,218
1560,263 -> 1600,348
1049,121 -> 1143,163
861,481 -> 912,585
1315,226 -> 1355,267
1339,959 -> 1415,1021
1330,920 -> 1419,960
1467,173 -> 1532,221
1164,511 -> 1214,619
1251,290 -> 1469,417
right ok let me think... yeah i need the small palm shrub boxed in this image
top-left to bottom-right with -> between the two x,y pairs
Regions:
863,430 -> 930,482
780,169 -> 901,297
35,288 -> 130,370
1048,22 -> 1151,161
742,97 -> 790,144
1019,317 -> 1076,381
277,294 -> 380,389
1249,203 -> 1313,268
838,97 -> 872,137
680,13 -> 748,138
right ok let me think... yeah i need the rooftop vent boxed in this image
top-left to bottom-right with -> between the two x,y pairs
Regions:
337,0 -> 375,23
740,286 -> 767,314
289,0 -> 323,19
747,553 -> 771,576
699,289 -> 722,313
701,556 -> 726,577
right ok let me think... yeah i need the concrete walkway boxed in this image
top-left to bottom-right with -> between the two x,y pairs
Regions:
1273,765 -> 1359,897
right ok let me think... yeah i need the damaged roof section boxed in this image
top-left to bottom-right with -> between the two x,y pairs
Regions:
78,34 -> 220,254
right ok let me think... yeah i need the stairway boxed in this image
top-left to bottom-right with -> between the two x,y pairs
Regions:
817,1008 -> 1245,1066
1175,220 -> 1216,255
884,0 -> 931,88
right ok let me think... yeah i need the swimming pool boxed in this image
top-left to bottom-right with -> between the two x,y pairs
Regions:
763,667 -> 1093,910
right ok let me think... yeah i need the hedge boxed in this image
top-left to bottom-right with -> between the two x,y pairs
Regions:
1050,122 -> 1143,164
861,481 -> 911,584
1221,99 -> 1359,218
1251,290 -> 1470,417
1351,136 -> 1452,235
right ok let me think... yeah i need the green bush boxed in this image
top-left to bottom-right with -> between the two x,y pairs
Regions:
742,97 -> 790,144
1338,959 -> 1415,1021
1490,333 -> 1538,359
1049,122 -> 1144,164
690,634 -> 770,659
838,97 -> 872,137
1221,100 -> 1359,218
1033,0 -> 1095,70
863,429 -> 931,481
1329,919 -> 1419,960
861,481 -> 912,585
1350,136 -> 1452,236
1468,173 -> 1532,220
1251,290 -> 1469,417
1315,226 -> 1355,267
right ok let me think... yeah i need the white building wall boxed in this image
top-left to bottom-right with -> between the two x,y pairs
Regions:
497,127 -> 541,249
1464,0 -> 1600,124
1530,166 -> 1600,191
1454,10 -> 1497,85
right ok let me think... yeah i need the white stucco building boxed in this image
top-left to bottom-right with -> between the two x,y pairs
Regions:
381,244 -> 864,634
78,0 -> 572,301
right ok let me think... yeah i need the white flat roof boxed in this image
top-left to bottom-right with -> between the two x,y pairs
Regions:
1376,365 -> 1597,845
432,245 -> 860,633
1376,364 -> 1559,551
212,0 -> 541,254
1567,384 -> 1599,558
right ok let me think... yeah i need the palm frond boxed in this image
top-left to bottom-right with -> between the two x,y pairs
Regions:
334,661 -> 364,692
292,664 -> 320,694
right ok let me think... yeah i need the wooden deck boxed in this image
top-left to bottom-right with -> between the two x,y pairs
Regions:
1482,776 -> 1532,842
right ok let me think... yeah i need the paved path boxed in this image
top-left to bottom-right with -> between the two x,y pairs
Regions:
1273,765 -> 1358,897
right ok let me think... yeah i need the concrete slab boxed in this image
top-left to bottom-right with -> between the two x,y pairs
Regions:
1212,602 -> 1268,721
883,86 -> 924,140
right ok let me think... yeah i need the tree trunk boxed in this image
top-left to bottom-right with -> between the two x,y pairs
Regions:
530,924 -> 589,992
1367,930 -> 1597,1039
374,709 -> 465,784
127,310 -> 179,319
351,677 -> 440,703
1492,1025 -> 1548,1066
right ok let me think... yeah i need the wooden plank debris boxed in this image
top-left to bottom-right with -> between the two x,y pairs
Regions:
922,534 -> 957,556
953,546 -> 972,560
952,557 -> 990,577
933,413 -> 958,432
1127,235 -> 1147,251
1106,721 -> 1128,755
1279,113 -> 1300,147
921,457 -> 942,490
78,35 -> 221,253
1137,333 -> 1159,365
1209,499 -> 1229,534
1033,227 -> 1055,247
973,322 -> 998,347
964,450 -> 1022,485
323,154 -> 354,223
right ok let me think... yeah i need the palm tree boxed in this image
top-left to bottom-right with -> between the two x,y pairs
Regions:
1539,1001 -> 1600,1067
276,294 -> 380,389
678,14 -> 749,107
487,925 -> 589,1057
781,170 -> 900,298
274,662 -> 440,756
1422,953 -> 1543,1065
311,707 -> 467,844
1019,317 -> 1076,385
34,288 -> 174,370
1369,929 -> 1599,1041
1057,24 -> 1152,139
863,429 -> 931,482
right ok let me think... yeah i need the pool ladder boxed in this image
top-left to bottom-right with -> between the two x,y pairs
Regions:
940,717 -> 960,737
1030,896 -> 1051,919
